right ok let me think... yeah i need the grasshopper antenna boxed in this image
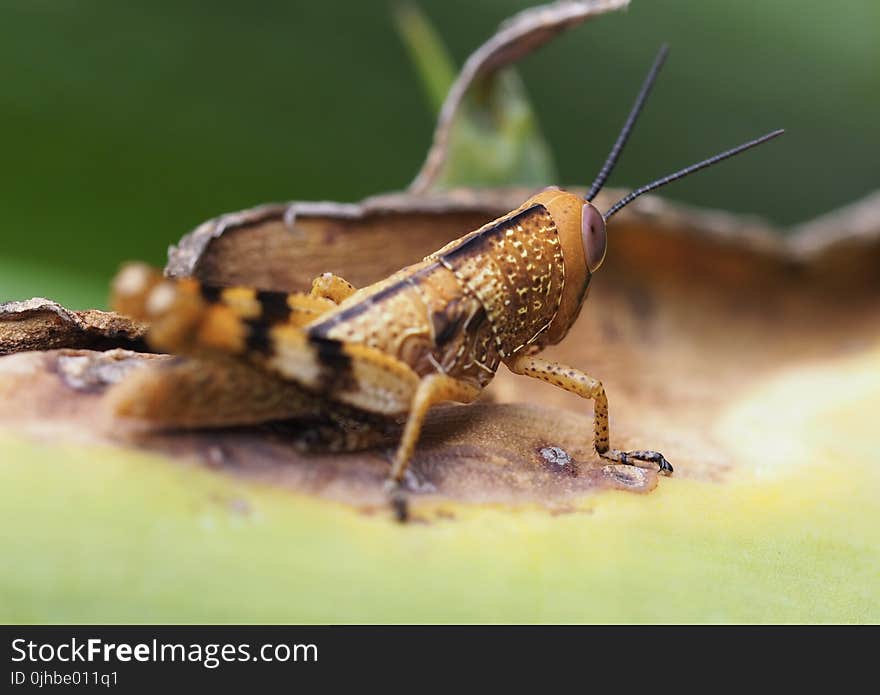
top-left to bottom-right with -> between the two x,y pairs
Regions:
603,129 -> 785,220
586,43 -> 670,202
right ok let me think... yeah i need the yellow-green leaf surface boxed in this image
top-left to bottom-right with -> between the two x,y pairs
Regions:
4,179 -> 879,623
1,339 -> 877,623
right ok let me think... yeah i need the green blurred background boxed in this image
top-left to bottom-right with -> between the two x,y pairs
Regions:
0,0 -> 877,309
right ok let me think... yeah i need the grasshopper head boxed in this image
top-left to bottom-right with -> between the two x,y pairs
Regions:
519,188 -> 598,345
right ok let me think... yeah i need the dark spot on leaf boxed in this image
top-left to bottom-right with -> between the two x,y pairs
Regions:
602,464 -> 649,489
539,445 -> 578,477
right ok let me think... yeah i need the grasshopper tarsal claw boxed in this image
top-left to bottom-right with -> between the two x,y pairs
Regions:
601,448 -> 674,475
657,455 -> 674,476
384,479 -> 410,523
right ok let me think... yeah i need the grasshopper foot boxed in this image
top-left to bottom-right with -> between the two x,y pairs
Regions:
383,479 -> 410,523
599,448 -> 673,475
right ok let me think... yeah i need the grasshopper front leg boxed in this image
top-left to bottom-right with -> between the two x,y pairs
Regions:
505,354 -> 672,475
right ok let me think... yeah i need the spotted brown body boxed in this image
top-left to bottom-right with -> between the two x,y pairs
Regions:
308,201 -> 566,389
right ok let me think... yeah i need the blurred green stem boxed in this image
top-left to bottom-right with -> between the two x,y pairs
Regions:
393,3 -> 457,114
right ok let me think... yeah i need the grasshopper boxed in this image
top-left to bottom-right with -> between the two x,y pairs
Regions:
111,46 -> 782,520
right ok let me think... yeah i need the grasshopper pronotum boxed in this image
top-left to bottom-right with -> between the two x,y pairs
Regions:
112,46 -> 782,520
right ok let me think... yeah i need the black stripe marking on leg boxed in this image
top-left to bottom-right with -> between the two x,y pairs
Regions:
199,284 -> 223,303
245,319 -> 273,355
308,333 -> 356,392
256,289 -> 292,324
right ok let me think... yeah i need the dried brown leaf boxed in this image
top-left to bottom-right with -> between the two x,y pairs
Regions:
0,298 -> 146,355
2,188 -> 879,511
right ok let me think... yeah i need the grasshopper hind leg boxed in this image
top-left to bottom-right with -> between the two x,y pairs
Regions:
294,371 -> 480,523
269,331 -> 481,521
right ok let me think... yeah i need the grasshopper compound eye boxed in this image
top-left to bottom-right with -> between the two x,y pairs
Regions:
581,203 -> 607,273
